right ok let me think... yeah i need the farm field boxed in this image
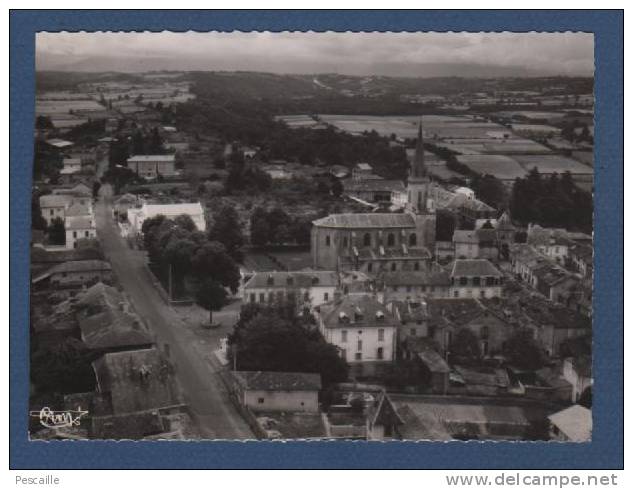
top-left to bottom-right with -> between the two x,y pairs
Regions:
456,155 -> 528,180
513,154 -> 594,175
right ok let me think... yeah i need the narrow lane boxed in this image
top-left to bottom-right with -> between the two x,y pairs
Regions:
95,187 -> 253,439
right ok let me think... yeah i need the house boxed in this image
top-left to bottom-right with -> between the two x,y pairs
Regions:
243,271 -> 339,307
450,259 -> 503,299
547,405 -> 592,442
92,348 -> 182,414
401,337 -> 450,394
126,154 -> 177,179
453,228 -> 499,261
568,242 -> 593,279
65,215 -> 96,249
352,162 -> 380,181
342,179 -> 405,203
386,300 -> 430,340
39,194 -> 73,226
76,283 -> 153,353
527,224 -> 570,264
231,371 -> 321,413
32,259 -> 112,287
379,264 -> 451,302
127,202 -> 206,234
61,157 -> 82,175
316,294 -> 398,371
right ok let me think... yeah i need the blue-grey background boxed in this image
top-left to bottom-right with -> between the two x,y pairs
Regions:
10,10 -> 623,469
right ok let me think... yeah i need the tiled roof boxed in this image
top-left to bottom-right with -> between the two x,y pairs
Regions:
233,371 -> 322,392
141,202 -> 204,217
127,154 -> 175,162
92,348 -> 182,415
65,202 -> 91,217
40,194 -> 73,208
312,213 -> 415,229
65,215 -> 94,230
244,271 -> 339,289
343,179 -> 405,192
451,259 -> 502,277
426,298 -> 485,327
320,294 -> 397,329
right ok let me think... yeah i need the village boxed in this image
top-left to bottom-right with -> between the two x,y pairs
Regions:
30,70 -> 593,443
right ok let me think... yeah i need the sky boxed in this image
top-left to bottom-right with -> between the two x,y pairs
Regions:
36,31 -> 594,77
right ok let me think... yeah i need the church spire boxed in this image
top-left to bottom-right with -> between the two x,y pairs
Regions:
411,119 -> 427,180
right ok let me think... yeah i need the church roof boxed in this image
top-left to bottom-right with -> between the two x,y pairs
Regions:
343,179 -> 405,193
312,213 -> 416,229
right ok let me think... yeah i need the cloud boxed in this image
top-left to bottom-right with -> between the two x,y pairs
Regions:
36,31 -> 594,76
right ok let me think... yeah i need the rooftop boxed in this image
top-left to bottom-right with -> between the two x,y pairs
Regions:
343,179 -> 405,193
313,213 -> 415,229
380,267 -> 451,287
233,371 -> 322,392
244,271 -> 339,290
49,259 -> 111,275
92,348 -> 182,415
40,194 -> 73,208
127,154 -> 176,162
65,215 -> 94,230
320,294 -> 397,329
451,259 -> 502,278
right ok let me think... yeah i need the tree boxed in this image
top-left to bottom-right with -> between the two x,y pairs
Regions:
194,278 -> 228,324
35,115 -> 53,130
228,304 -> 348,385
331,178 -> 344,198
450,328 -> 482,362
31,193 -> 48,231
47,217 -> 65,245
208,205 -> 245,262
503,328 -> 546,371
190,241 -> 240,294
250,206 -> 270,246
92,181 -> 101,199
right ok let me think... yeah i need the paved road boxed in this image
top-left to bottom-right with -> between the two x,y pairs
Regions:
95,186 -> 253,439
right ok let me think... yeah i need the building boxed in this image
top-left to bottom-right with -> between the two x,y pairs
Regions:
342,179 -> 406,204
527,224 -> 570,264
127,202 -> 206,234
39,194 -> 73,226
562,356 -> 592,403
126,154 -> 177,179
547,405 -> 592,442
352,162 -> 379,180
65,215 -> 96,249
453,228 -> 499,261
450,259 -> 503,299
379,264 -> 451,302
401,337 -> 450,394
243,271 -> 339,307
316,294 -> 397,369
32,259 -> 112,287
312,121 -> 436,274
231,371 -> 321,413
61,157 -> 82,174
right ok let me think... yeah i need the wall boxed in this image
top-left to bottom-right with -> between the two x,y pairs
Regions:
383,285 -> 450,302
450,285 -> 502,299
326,324 -> 396,364
244,285 -> 337,307
244,390 -> 319,413
51,269 -> 112,286
65,228 -> 97,249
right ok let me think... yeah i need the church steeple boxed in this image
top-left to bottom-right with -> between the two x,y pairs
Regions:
411,119 -> 427,180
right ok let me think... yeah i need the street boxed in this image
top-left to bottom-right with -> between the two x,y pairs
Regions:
94,185 -> 253,439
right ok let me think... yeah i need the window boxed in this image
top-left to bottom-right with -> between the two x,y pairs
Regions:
387,233 -> 395,247
259,293 -> 265,303
486,277 -> 495,286
480,290 -> 486,298
303,291 -> 310,302
481,326 -> 490,340
410,328 -> 417,336
325,235 -> 331,247
268,292 -> 274,303
414,262 -> 420,271
343,236 -> 348,248
428,325 -> 436,338
323,292 -> 329,302
367,263 -> 373,272
357,340 -> 363,352
249,293 -> 256,303
341,330 -> 348,342
378,329 -> 384,341
377,347 -> 384,360
363,233 -> 371,247
73,231 -> 77,238
459,277 -> 468,286
258,398 -> 265,404
453,290 -> 459,298
391,263 -> 397,272
409,233 -> 417,247
473,276 -> 481,286
340,349 -> 347,360
85,231 -> 89,237
355,352 -> 362,361
49,209 -> 54,216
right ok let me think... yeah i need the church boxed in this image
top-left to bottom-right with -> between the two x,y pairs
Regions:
311,122 -> 436,273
